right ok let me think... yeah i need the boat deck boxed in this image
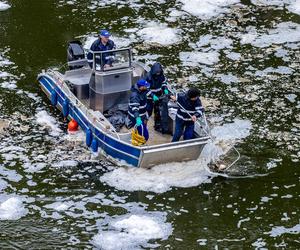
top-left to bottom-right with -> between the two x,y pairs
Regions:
145,118 -> 173,146
80,98 -> 173,146
119,117 -> 172,146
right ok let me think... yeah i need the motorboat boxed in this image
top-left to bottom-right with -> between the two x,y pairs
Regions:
37,41 -> 210,168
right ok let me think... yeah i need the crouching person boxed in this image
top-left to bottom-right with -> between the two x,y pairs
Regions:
127,79 -> 150,142
171,88 -> 203,142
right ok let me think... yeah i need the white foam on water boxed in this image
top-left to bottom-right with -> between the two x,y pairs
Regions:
44,201 -> 74,211
35,110 -> 62,136
274,48 -> 290,61
0,145 -> 26,153
254,66 -> 294,77
101,160 -> 212,193
251,238 -> 267,248
186,35 -> 233,66
87,0 -> 134,9
250,0 -> 300,14
226,51 -> 242,61
0,164 -> 23,182
178,0 -> 240,19
217,73 -> 239,84
92,213 -> 172,250
0,1 -> 10,11
134,54 -> 162,67
63,130 -> 85,143
166,8 -> 186,21
82,35 -> 97,50
0,178 -> 7,191
288,0 -> 300,15
250,0 -> 287,6
25,91 -> 42,102
69,235 -> 80,245
200,119 -> 252,165
1,50 -> 36,98
268,223 -> 300,237
285,94 -> 297,103
137,22 -> 181,46
0,48 -> 20,90
194,34 -> 233,51
52,160 -> 78,168
179,51 -> 220,66
0,52 -> 13,67
0,81 -> 17,89
0,71 -> 13,78
23,162 -> 47,173
240,22 -> 300,48
100,119 -> 252,193
66,0 -> 76,5
0,196 -> 28,220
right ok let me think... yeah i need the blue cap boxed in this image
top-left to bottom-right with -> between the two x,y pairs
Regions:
99,29 -> 110,37
137,79 -> 150,88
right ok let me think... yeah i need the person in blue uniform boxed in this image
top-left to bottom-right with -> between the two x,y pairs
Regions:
171,88 -> 204,142
127,79 -> 150,141
145,62 -> 170,133
87,29 -> 116,68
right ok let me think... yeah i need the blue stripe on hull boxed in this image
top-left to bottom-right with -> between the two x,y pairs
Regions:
38,75 -> 140,167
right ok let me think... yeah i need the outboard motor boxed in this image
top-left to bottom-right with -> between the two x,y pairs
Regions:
67,40 -> 85,69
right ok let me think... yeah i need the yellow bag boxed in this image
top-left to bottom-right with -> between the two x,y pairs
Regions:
131,128 -> 146,146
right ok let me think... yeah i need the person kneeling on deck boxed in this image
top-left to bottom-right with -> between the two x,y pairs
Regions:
171,88 -> 204,142
127,79 -> 150,143
145,62 -> 170,134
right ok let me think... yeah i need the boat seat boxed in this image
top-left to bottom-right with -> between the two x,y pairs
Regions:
64,68 -> 92,86
64,68 -> 92,99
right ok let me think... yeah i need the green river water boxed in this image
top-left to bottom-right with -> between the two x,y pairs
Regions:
0,0 -> 299,249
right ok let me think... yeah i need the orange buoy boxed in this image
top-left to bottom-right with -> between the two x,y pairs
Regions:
68,119 -> 78,132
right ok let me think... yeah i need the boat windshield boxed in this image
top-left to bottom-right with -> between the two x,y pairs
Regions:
93,48 -> 132,72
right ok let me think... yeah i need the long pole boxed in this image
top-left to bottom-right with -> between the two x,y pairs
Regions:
172,91 -> 241,172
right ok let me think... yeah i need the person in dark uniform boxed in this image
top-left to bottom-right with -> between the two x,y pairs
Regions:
145,62 -> 170,133
127,79 -> 150,141
87,29 -> 116,69
171,88 -> 204,142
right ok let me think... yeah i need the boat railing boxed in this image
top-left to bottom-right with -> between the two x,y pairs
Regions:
47,69 -> 121,140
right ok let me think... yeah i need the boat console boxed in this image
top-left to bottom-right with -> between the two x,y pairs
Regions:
89,48 -> 133,112
64,46 -> 148,113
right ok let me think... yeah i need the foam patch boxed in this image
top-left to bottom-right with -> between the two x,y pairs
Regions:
178,0 -> 240,19
0,196 -> 28,220
179,51 -> 220,66
240,22 -> 300,48
100,119 -> 252,193
35,110 -> 62,136
0,1 -> 10,11
92,213 -> 172,249
287,0 -> 300,15
268,223 -> 300,237
137,22 -> 180,45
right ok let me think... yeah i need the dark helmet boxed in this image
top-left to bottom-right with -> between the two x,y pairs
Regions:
187,88 -> 200,99
150,62 -> 163,76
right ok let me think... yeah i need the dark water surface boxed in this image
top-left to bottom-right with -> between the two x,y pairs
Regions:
0,0 -> 299,249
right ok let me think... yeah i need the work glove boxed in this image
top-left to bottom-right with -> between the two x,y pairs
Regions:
153,95 -> 159,102
136,117 -> 142,126
164,89 -> 169,95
